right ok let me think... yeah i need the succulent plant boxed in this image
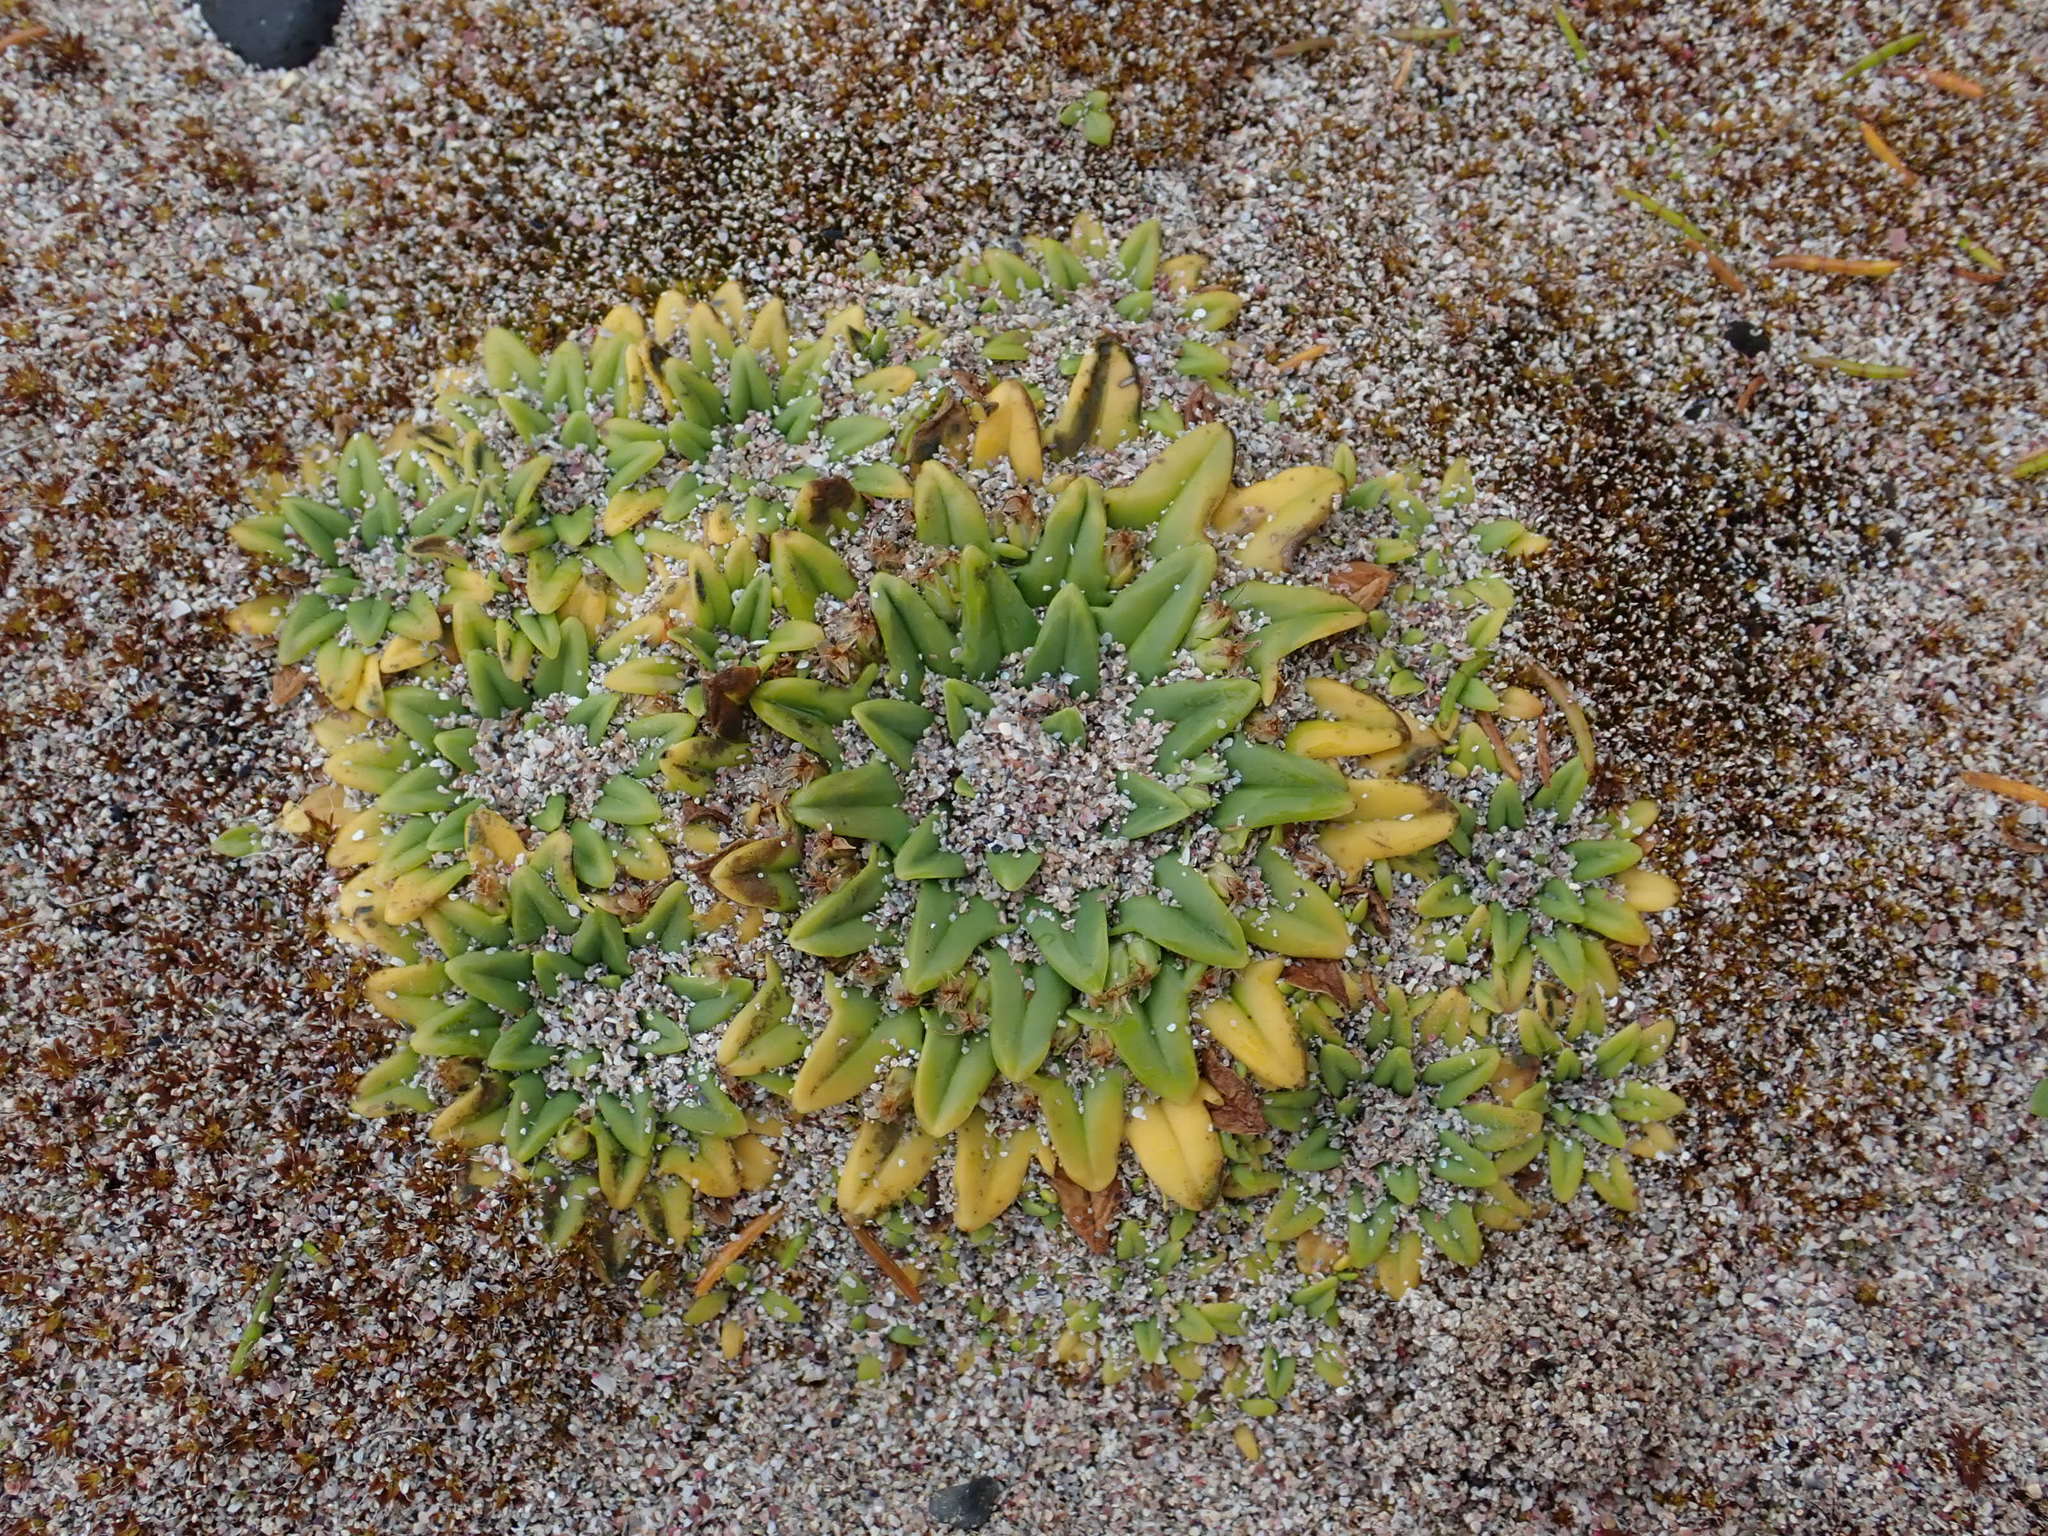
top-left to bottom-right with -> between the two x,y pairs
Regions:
225,215 -> 1687,1399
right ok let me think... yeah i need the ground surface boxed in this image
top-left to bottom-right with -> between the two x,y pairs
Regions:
3,1 -> 2046,1532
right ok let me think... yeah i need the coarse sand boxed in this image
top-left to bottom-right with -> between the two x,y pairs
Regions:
2,0 -> 2045,1532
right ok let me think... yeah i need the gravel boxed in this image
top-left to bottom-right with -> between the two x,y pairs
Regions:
2,0 -> 2045,1533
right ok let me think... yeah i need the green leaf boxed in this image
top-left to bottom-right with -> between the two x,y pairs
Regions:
1114,856 -> 1249,968
1212,742 -> 1352,828
1223,582 -> 1367,701
1099,543 -> 1218,680
751,672 -> 874,768
901,883 -> 1008,995
987,951 -> 1071,1081
788,855 -> 890,957
914,1023 -> 998,1136
1016,478 -> 1110,604
1116,772 -> 1194,838
872,574 -> 959,696
769,528 -> 855,622
911,460 -> 994,554
444,948 -> 534,1015
1032,1068 -> 1127,1190
1102,422 -> 1236,551
1024,582 -> 1101,696
988,850 -> 1044,891
789,760 -> 912,847
1023,891 -> 1111,996
893,815 -> 969,879
852,697 -> 934,770
955,545 -> 1037,679
1243,843 -> 1350,958
1105,958 -> 1202,1102
1133,677 -> 1260,771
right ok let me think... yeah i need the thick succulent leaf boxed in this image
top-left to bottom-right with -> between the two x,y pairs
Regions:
952,1108 -> 1042,1232
788,854 -> 890,958
714,960 -> 807,1075
769,528 -> 855,622
444,947 -> 534,1016
914,1024 -> 999,1137
969,379 -> 1045,484
1318,778 -> 1459,878
707,828 -> 801,910
837,1118 -> 943,1220
791,979 -> 924,1113
502,1074 -> 582,1163
1116,772 -> 1194,838
872,573 -> 959,695
957,545 -> 1037,678
1212,466 -> 1343,572
893,815 -> 969,879
1223,582 -> 1367,702
662,1071 -> 747,1139
852,697 -> 935,770
1124,1095 -> 1223,1210
1201,958 -> 1307,1088
901,882 -> 1008,995
1133,677 -> 1260,771
1242,844 -> 1350,958
941,676 -> 994,742
1104,957 -> 1203,1102
750,673 -> 872,768
1023,892 -> 1111,996
1212,742 -> 1353,829
1016,477 -> 1108,604
1114,857 -> 1249,969
1024,582 -> 1102,696
912,459 -> 995,554
789,760 -> 912,847
1047,338 -> 1139,460
1032,1068 -> 1127,1191
1102,422 -> 1235,551
988,850 -> 1044,891
987,950 -> 1071,1081
594,1089 -> 656,1160
1099,543 -> 1218,680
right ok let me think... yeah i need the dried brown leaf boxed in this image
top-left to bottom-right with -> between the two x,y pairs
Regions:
1201,1048 -> 1267,1135
1049,1169 -> 1120,1255
848,1221 -> 924,1304
268,667 -> 310,709
1325,560 -> 1395,611
1281,958 -> 1351,1003
692,1204 -> 784,1297
702,666 -> 761,741
1961,770 -> 2048,808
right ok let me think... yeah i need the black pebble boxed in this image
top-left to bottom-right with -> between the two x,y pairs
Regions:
201,0 -> 345,69
1722,319 -> 1770,358
815,225 -> 847,250
928,1475 -> 1004,1531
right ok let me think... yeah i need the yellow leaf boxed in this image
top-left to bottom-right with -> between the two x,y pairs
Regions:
1199,958 -> 1307,1088
836,1118 -> 941,1220
1616,868 -> 1680,912
970,380 -> 1044,482
1212,466 -> 1343,572
952,1109 -> 1042,1232
1124,1095 -> 1223,1210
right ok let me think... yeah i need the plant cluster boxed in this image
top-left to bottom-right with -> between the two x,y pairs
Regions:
227,217 -> 1685,1392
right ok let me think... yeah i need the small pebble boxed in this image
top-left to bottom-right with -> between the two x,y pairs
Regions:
1722,319 -> 1771,358
200,0 -> 345,68
928,1475 -> 1004,1531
